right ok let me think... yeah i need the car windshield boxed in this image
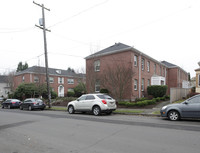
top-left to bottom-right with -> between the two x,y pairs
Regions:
97,95 -> 113,100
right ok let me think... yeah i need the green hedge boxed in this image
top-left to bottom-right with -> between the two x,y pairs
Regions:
118,96 -> 169,107
118,99 -> 156,107
147,85 -> 167,98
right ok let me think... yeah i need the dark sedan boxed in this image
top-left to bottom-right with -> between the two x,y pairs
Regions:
20,98 -> 46,111
1,99 -> 21,109
161,94 -> 200,121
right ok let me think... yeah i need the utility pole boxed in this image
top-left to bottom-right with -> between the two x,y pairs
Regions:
33,1 -> 51,108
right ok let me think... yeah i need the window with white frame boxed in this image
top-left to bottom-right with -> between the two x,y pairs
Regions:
141,78 -> 144,91
160,66 -> 162,75
34,76 -> 39,83
58,77 -> 64,84
94,60 -> 100,72
95,80 -> 100,92
49,77 -> 54,83
68,79 -> 74,84
147,61 -> 150,72
154,64 -> 157,74
148,79 -> 150,86
141,58 -> 145,71
22,76 -> 25,82
134,55 -> 138,66
134,79 -> 138,91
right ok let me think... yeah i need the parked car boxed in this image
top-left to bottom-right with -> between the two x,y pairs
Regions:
0,97 -> 4,102
20,98 -> 46,111
160,94 -> 200,121
1,99 -> 21,109
67,93 -> 117,116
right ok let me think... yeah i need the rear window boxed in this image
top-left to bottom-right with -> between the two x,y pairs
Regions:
97,95 -> 113,100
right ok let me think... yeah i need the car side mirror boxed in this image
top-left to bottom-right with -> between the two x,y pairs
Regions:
184,101 -> 188,105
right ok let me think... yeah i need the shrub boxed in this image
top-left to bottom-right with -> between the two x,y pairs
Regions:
136,101 -> 148,107
147,85 -> 167,98
74,83 -> 86,97
155,97 -> 160,102
100,89 -> 109,94
67,91 -> 75,97
135,97 -> 147,102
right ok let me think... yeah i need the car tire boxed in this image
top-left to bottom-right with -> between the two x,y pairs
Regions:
93,106 -> 101,116
28,105 -> 32,111
168,110 -> 180,121
2,105 -> 4,109
68,105 -> 75,114
20,105 -> 23,110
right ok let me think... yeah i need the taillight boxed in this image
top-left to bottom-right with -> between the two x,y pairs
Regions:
102,99 -> 107,104
12,102 -> 16,104
33,102 -> 37,105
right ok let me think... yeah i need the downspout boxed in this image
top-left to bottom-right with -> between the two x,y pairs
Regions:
138,54 -> 142,98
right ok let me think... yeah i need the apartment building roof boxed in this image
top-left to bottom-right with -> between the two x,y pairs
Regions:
85,42 -> 166,67
0,75 -> 8,83
15,66 -> 85,78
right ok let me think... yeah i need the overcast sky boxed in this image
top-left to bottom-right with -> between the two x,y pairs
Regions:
0,0 -> 200,77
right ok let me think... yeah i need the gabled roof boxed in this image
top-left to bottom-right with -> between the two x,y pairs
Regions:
15,66 -> 85,78
161,61 -> 177,68
85,43 -> 132,59
0,75 -> 8,83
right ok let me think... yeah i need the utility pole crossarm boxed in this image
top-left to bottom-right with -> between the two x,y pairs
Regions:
33,1 -> 50,11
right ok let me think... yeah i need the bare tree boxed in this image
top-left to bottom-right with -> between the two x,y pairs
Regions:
7,71 -> 16,92
101,59 -> 135,101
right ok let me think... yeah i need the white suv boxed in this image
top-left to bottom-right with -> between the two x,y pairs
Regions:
67,94 -> 117,116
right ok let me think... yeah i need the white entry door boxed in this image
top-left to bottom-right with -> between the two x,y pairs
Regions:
58,85 -> 64,97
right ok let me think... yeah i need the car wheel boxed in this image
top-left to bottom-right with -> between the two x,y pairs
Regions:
2,105 -> 4,109
93,106 -> 101,116
168,110 -> 180,121
28,105 -> 32,111
68,105 -> 75,114
20,105 -> 23,110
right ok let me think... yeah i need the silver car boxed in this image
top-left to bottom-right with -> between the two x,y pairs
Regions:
160,94 -> 200,121
67,94 -> 117,116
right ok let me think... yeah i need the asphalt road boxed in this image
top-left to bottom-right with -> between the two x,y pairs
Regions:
0,109 -> 200,153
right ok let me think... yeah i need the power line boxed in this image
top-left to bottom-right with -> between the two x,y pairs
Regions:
0,27 -> 35,33
48,0 -> 109,28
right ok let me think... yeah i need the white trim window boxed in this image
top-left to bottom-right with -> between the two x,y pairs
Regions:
141,78 -> 144,91
154,64 -> 157,74
147,61 -> 150,72
134,55 -> 138,66
148,79 -> 150,86
134,79 -> 138,91
49,77 -> 54,83
22,76 -> 25,82
68,79 -> 74,84
58,77 -> 64,84
95,80 -> 100,92
94,60 -> 100,72
141,58 -> 145,71
34,76 -> 39,83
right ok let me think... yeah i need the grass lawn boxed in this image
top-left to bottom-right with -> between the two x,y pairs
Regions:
46,107 -> 67,111
114,109 -> 144,114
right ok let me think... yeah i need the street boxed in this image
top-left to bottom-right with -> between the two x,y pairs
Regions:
0,109 -> 200,153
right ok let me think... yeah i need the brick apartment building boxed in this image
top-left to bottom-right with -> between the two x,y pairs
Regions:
14,66 -> 85,97
85,43 -> 188,100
